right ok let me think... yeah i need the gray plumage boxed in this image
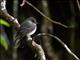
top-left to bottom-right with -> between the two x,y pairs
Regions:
14,17 -> 37,48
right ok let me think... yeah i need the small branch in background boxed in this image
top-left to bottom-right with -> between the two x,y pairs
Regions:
33,33 -> 80,60
13,0 -> 18,17
12,0 -> 19,60
20,0 -> 25,6
20,0 -> 68,28
76,0 -> 80,11
41,0 -> 59,60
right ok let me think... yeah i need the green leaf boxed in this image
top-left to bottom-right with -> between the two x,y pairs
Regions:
0,19 -> 10,27
0,35 -> 8,50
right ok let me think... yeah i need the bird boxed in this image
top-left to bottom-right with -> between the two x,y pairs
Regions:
13,17 -> 37,48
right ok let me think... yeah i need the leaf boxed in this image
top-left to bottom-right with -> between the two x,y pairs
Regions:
0,35 -> 9,50
0,19 -> 10,27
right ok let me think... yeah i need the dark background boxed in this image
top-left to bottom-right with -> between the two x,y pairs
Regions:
0,0 -> 80,60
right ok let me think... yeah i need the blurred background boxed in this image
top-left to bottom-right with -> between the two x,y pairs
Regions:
0,0 -> 80,60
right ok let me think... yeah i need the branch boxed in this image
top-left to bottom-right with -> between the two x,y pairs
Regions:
76,0 -> 80,11
0,0 -> 46,60
33,33 -> 80,60
26,37 -> 46,60
32,41 -> 46,60
20,0 -> 68,28
0,0 -> 20,30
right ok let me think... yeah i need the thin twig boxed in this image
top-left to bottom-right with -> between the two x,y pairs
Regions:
76,0 -> 80,11
20,0 -> 68,28
33,33 -> 80,60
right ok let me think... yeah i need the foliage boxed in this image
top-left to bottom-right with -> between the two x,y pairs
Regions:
0,35 -> 9,50
0,19 -> 10,50
0,19 -> 10,27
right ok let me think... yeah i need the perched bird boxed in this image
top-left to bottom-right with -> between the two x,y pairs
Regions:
13,17 -> 37,48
